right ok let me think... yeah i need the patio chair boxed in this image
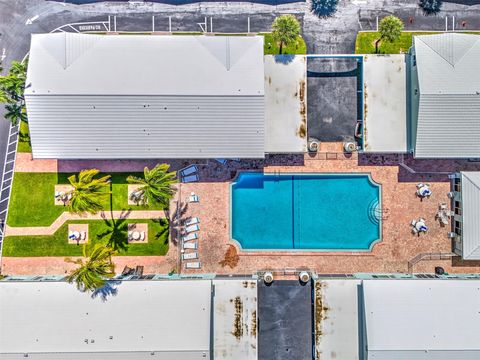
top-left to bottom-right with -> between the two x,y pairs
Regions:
188,194 -> 199,203
183,240 -> 198,250
134,265 -> 144,277
139,231 -> 145,241
121,266 -> 134,276
411,220 -> 417,226
184,217 -> 200,226
182,174 -> 199,183
185,262 -> 201,269
80,231 -> 86,241
68,231 -> 75,240
447,191 -> 456,199
180,165 -> 198,177
128,231 -> 133,239
416,183 -> 425,189
185,224 -> 200,234
182,233 -> 198,242
182,252 -> 198,260
439,203 -> 448,210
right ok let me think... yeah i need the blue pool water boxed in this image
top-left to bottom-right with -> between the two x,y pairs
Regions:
231,173 -> 381,250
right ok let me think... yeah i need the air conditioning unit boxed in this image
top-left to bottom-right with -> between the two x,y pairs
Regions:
264,272 -> 274,284
344,142 -> 357,153
299,271 -> 310,283
308,138 -> 320,153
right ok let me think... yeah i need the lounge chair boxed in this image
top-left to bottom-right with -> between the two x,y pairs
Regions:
180,165 -> 198,177
182,174 -> 199,183
182,252 -> 198,260
121,266 -> 134,276
183,240 -> 198,250
185,224 -> 200,234
182,233 -> 198,242
185,262 -> 201,269
188,194 -> 199,203
139,231 -> 145,241
184,217 -> 200,226
215,159 -> 227,165
134,265 -> 144,277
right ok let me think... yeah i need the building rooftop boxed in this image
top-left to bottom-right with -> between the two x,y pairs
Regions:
413,33 -> 480,158
460,171 -> 480,260
0,280 -> 211,359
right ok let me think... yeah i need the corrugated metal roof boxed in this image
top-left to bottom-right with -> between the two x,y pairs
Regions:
25,33 -> 265,159
363,279 -> 480,359
26,33 -> 265,96
0,280 -> 211,358
26,95 -> 264,159
413,34 -> 480,158
461,172 -> 480,259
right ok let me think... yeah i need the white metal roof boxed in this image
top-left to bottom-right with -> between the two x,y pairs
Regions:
0,280 -> 211,359
363,280 -> 480,359
25,33 -> 265,159
213,279 -> 257,360
413,34 -> 480,158
26,33 -> 265,96
461,172 -> 480,259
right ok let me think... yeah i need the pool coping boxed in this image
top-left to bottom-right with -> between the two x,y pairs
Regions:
229,171 -> 382,253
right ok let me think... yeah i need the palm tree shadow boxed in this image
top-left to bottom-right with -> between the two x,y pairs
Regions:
97,210 -> 131,252
166,200 -> 189,246
152,218 -> 170,245
91,280 -> 121,302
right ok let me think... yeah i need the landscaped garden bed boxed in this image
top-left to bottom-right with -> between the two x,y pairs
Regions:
7,172 -> 165,227
2,218 -> 169,257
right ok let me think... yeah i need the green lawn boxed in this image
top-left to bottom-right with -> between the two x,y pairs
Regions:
18,121 -> 31,153
7,172 -> 165,227
356,31 -> 480,54
2,218 -> 169,257
262,33 -> 307,55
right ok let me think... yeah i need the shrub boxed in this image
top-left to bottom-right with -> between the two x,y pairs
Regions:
419,0 -> 443,15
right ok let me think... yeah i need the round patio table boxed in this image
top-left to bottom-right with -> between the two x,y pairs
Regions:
132,231 -> 140,240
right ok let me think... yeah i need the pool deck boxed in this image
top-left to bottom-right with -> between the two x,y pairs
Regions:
5,143 -> 480,275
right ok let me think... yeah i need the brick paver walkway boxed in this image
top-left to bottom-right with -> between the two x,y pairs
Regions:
5,210 -> 166,236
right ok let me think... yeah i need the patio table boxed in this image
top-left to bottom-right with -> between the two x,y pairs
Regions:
132,231 -> 140,240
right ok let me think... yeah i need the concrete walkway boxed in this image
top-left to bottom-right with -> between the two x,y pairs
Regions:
5,210 -> 167,236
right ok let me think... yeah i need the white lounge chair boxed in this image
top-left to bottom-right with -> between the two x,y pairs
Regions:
182,252 -> 198,260
185,224 -> 200,234
185,262 -> 201,269
139,231 -> 145,241
188,194 -> 199,203
184,217 -> 200,226
180,165 -> 198,177
182,233 -> 198,242
183,241 -> 198,250
182,174 -> 199,183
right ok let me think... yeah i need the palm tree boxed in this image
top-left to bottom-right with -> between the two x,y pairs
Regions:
0,61 -> 27,103
67,169 -> 111,215
272,15 -> 301,55
97,211 -> 129,252
375,16 -> 404,53
65,244 -> 117,292
126,164 -> 177,207
4,103 -> 26,125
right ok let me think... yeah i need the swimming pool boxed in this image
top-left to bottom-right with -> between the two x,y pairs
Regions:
231,173 -> 381,251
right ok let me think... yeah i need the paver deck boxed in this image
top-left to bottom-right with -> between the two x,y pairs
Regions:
5,145 -> 480,275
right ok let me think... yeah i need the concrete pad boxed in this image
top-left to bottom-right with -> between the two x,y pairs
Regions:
127,223 -> 148,243
264,55 -> 307,153
363,55 -> 408,153
54,184 -> 73,206
67,223 -> 88,244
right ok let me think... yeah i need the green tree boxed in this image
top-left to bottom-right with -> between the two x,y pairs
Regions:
4,103 -> 27,125
67,169 -> 111,215
126,164 -> 177,207
272,15 -> 301,55
375,16 -> 404,53
65,244 -> 116,292
0,61 -> 27,103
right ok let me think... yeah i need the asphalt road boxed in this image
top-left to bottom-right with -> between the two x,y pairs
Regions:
0,0 -> 479,226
